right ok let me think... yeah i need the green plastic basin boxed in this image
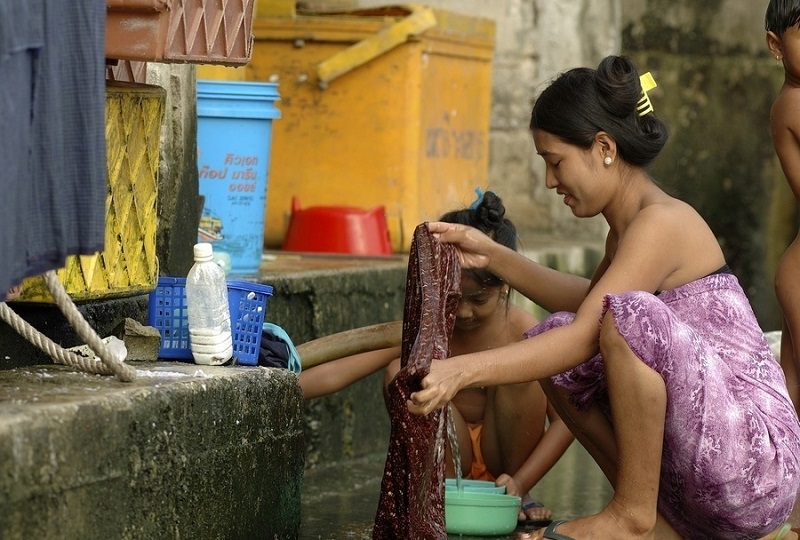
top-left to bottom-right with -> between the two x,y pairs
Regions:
445,491 -> 521,536
445,478 -> 506,494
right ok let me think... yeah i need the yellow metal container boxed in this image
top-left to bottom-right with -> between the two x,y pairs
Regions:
19,82 -> 164,302
197,5 -> 495,252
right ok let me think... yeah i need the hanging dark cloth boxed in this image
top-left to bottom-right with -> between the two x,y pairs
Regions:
372,224 -> 461,539
0,0 -> 107,300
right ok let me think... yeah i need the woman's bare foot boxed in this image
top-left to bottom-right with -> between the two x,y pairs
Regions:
524,516 -> 796,540
5,285 -> 21,302
527,509 -> 657,540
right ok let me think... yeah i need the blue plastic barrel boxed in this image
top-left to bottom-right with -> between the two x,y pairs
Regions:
196,81 -> 281,276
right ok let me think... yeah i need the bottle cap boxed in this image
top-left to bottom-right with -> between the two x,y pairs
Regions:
193,242 -> 214,262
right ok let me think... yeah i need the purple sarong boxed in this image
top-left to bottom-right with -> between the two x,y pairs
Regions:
527,272 -> 800,539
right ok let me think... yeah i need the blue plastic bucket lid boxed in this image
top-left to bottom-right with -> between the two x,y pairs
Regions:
197,80 -> 281,120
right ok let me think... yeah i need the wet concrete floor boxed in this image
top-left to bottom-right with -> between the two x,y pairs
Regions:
299,441 -> 613,539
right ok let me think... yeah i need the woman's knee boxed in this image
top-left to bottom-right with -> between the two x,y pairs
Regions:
600,292 -> 666,359
599,309 -> 629,358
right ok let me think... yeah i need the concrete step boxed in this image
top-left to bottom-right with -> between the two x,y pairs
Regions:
0,363 -> 303,539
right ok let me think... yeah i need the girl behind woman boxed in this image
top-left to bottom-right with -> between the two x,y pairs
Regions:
299,191 -> 574,525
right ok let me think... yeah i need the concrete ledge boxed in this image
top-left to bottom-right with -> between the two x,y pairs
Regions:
0,297 -> 151,370
257,253 -> 408,344
0,363 -> 303,540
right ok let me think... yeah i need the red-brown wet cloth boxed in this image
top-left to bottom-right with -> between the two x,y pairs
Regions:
372,224 -> 461,540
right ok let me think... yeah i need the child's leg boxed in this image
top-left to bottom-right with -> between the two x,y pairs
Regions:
482,381 -> 550,521
541,379 -> 618,482
775,240 -> 800,411
774,242 -> 800,540
482,381 -> 546,476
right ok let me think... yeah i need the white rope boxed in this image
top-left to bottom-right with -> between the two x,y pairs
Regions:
0,271 -> 136,382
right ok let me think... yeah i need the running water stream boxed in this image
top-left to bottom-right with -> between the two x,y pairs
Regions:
445,403 -> 463,493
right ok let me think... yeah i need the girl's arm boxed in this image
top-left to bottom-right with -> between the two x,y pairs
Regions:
771,89 -> 800,200
495,403 -> 574,497
299,346 -> 401,400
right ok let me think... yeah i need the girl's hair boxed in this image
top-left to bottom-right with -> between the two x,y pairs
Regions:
766,0 -> 800,36
530,55 -> 669,167
439,190 -> 517,287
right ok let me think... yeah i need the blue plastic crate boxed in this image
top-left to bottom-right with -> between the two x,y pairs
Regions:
148,277 -> 274,365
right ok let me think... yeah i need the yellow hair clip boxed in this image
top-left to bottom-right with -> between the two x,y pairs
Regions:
637,72 -> 657,116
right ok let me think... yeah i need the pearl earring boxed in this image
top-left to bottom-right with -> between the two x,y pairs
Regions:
604,156 -> 613,166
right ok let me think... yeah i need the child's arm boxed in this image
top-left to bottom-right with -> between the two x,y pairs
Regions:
495,402 -> 574,497
298,346 -> 401,400
772,89 -> 800,198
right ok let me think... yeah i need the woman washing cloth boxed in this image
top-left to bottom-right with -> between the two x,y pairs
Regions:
408,55 -> 800,539
299,191 -> 574,526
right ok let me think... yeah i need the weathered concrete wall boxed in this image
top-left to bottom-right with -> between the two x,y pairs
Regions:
145,64 -> 199,278
351,0 -> 620,244
258,257 -> 407,466
0,364 -> 303,540
260,260 -> 406,345
352,0 -> 792,329
621,0 -> 793,330
1,256 -> 408,470
0,297 -> 150,370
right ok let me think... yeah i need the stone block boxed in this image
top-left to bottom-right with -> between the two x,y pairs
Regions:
113,317 -> 161,362
0,363 -> 304,539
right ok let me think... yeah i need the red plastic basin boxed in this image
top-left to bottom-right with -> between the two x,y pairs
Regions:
282,197 -> 392,255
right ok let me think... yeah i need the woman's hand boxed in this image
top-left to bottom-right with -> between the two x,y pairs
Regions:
427,221 -> 496,270
407,358 -> 467,416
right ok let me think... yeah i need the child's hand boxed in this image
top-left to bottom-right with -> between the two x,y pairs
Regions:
495,473 -> 522,497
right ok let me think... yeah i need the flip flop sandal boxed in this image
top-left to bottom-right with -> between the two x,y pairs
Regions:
542,520 -> 575,540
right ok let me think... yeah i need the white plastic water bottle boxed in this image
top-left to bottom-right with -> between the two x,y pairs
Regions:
186,242 -> 233,365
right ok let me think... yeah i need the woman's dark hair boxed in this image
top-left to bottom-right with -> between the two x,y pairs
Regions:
439,190 -> 517,287
766,0 -> 800,36
530,55 -> 669,167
